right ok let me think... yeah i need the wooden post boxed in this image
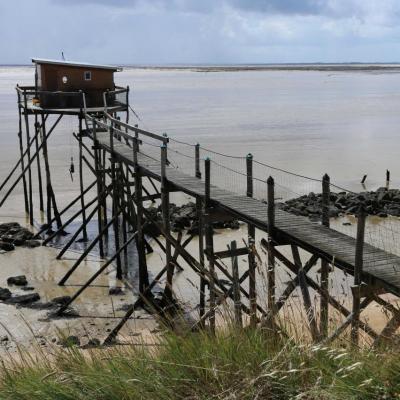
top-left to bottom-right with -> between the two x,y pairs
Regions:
161,144 -> 173,303
40,114 -> 62,230
93,121 -> 104,257
195,143 -> 201,179
230,240 -> 242,329
204,158 -> 215,333
246,153 -> 257,327
16,90 -> 29,214
34,116 -> 44,213
134,147 -> 149,295
22,94 -> 34,226
351,204 -> 366,346
320,173 -> 330,338
267,176 -> 275,314
111,157 -> 122,280
197,196 -> 206,325
78,115 -> 88,241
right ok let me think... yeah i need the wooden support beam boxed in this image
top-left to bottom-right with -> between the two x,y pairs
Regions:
267,176 -> 276,315
246,153 -> 257,327
320,173 -> 330,338
56,229 -> 138,315
291,245 -> 320,342
351,204 -> 366,346
161,144 -> 174,303
204,158 -> 215,333
16,88 -> 28,214
230,240 -> 242,328
214,247 -> 249,260
22,95 -> 34,226
78,116 -> 88,242
34,115 -> 44,212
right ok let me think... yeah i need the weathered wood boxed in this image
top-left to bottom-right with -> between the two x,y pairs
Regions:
16,88 -> 29,214
204,158 -> 215,333
292,245 -> 320,341
230,240 -> 242,328
320,173 -> 330,338
78,115 -> 88,242
267,176 -> 275,314
195,143 -> 201,178
351,204 -> 366,346
161,144 -> 174,302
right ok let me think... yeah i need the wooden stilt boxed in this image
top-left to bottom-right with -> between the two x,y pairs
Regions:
34,115 -> 44,212
230,240 -> 242,329
351,204 -> 366,346
40,113 -> 62,230
246,153 -> 257,327
22,96 -> 34,226
0,115 -> 62,210
161,144 -> 173,303
78,115 -> 88,241
267,176 -> 276,314
56,229 -> 138,315
197,197 -> 206,325
204,158 -> 216,333
133,135 -> 149,294
16,87 -> 29,214
320,173 -> 330,338
111,157 -> 122,279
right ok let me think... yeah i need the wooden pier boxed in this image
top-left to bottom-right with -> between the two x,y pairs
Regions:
2,70 -> 400,347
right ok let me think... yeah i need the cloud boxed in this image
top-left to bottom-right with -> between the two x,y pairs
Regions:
2,0 -> 400,64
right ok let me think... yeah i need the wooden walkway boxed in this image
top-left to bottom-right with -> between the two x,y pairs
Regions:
94,131 -> 400,298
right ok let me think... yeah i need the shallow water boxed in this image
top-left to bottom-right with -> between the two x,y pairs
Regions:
1,66 -> 400,347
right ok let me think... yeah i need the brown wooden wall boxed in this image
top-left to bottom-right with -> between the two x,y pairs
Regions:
38,64 -> 115,92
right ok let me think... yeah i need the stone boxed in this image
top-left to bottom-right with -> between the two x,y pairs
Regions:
50,296 -> 71,306
7,293 -> 40,304
109,287 -> 124,295
0,335 -> 8,342
21,286 -> 35,291
24,240 -> 41,248
0,287 -> 11,301
7,275 -> 28,286
0,241 -> 15,251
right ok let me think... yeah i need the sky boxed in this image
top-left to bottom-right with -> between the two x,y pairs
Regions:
1,0 -> 400,65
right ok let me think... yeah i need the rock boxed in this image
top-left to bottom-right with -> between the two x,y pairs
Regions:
0,241 -> 15,251
60,335 -> 80,347
109,287 -> 124,295
51,296 -> 72,306
24,240 -> 41,248
378,212 -> 388,218
7,275 -> 28,286
7,293 -> 40,304
0,335 -> 8,342
0,288 -> 11,301
87,338 -> 100,347
21,286 -> 35,291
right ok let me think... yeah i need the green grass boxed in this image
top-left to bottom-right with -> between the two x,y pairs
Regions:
1,328 -> 400,399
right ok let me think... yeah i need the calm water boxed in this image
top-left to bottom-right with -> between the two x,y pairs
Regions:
1,66 -> 400,198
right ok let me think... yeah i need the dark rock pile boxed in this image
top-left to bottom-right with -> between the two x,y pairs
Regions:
144,202 -> 240,237
280,187 -> 400,220
0,222 -> 40,251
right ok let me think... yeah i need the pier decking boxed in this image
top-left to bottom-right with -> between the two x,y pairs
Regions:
93,129 -> 400,298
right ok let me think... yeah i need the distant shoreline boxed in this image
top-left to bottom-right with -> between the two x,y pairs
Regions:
2,63 -> 400,72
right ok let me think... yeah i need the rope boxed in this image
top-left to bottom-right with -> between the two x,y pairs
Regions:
169,137 -> 196,147
201,146 -> 247,159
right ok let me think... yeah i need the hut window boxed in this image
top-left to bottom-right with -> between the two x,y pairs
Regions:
84,71 -> 92,81
62,76 -> 68,84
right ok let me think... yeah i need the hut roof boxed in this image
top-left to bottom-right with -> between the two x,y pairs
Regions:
32,58 -> 122,71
